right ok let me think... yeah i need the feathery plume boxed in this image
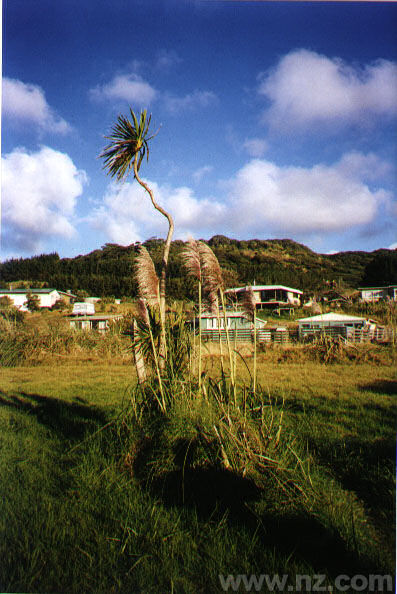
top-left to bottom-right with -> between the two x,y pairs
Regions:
242,286 -> 256,322
197,241 -> 223,295
181,238 -> 202,282
134,245 -> 160,306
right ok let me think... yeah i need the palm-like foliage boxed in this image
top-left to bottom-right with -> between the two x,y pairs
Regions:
100,108 -> 174,372
100,109 -> 158,181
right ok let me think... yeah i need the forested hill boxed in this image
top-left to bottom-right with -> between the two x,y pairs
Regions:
0,236 -> 396,300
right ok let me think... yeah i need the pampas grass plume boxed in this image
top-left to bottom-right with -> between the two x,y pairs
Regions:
242,286 -> 256,322
181,238 -> 202,282
135,245 -> 160,305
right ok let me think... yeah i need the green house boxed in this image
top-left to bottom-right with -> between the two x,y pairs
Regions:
197,310 -> 266,331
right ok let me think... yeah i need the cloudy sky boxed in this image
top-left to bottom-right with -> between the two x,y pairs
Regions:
2,0 -> 396,260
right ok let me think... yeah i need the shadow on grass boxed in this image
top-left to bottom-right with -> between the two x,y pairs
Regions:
148,466 -> 379,577
359,379 -> 397,396
0,389 -> 108,442
132,437 -> 379,578
308,436 -> 395,547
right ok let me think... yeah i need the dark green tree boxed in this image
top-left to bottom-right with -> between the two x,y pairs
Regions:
25,293 -> 40,312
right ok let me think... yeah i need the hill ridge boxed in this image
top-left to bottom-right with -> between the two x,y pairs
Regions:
1,236 -> 395,298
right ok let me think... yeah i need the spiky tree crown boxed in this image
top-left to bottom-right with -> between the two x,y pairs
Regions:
100,108 -> 159,181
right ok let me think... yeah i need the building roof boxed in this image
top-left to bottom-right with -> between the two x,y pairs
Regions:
197,310 -> 266,325
358,285 -> 397,290
0,288 -> 77,297
298,312 -> 366,323
57,290 -> 77,298
225,285 -> 303,295
67,314 -> 122,321
0,288 -> 59,294
199,310 -> 249,318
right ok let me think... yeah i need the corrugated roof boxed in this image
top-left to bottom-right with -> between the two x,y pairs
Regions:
225,285 -> 303,295
358,285 -> 397,290
0,288 -> 58,294
67,314 -> 122,321
298,312 -> 365,323
0,288 -> 76,297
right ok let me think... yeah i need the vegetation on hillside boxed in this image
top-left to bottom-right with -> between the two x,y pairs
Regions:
1,237 -> 395,300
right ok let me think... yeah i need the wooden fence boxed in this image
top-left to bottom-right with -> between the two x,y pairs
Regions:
299,326 -> 395,344
200,328 -> 290,343
200,325 -> 394,345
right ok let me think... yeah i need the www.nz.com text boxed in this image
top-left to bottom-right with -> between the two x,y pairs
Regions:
218,573 -> 393,592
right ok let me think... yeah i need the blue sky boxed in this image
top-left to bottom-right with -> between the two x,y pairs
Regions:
2,0 -> 397,260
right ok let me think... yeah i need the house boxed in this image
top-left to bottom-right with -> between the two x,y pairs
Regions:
224,285 -> 303,310
0,288 -> 77,311
358,285 -> 397,303
297,312 -> 377,342
196,310 -> 267,331
192,310 -> 267,342
72,302 -> 96,316
67,313 -> 122,333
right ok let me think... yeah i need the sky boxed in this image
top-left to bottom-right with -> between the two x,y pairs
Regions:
2,0 -> 397,261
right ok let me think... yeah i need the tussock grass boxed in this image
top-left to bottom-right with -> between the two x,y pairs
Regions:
0,321 -> 132,367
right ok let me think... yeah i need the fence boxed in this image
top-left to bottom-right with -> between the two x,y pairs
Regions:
198,325 -> 394,345
200,328 -> 290,344
299,325 -> 395,344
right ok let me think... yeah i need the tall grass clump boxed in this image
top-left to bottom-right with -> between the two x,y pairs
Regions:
121,241 -> 391,579
0,322 -> 131,367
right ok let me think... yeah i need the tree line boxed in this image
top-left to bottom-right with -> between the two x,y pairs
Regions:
0,237 -> 395,300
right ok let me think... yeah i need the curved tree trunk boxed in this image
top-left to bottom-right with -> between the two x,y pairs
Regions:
133,158 -> 174,367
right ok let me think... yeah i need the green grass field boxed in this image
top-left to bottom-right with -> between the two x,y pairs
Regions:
0,352 -> 395,593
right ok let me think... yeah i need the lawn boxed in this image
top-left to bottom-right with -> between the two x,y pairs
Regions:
0,356 -> 395,593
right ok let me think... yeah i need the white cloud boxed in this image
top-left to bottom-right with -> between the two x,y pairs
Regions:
243,137 -> 268,158
164,90 -> 218,114
88,151 -> 390,245
258,49 -> 397,128
2,78 -> 71,134
155,49 -> 182,70
388,242 -> 397,250
88,179 -> 224,244
90,73 -> 157,105
226,156 -> 388,234
2,147 -> 87,252
336,151 -> 394,182
192,165 -> 214,183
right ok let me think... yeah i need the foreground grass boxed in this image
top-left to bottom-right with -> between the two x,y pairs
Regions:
0,359 -> 395,592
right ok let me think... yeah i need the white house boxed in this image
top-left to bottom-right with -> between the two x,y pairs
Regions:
297,312 -> 375,340
67,313 -> 122,333
225,285 -> 303,309
358,285 -> 397,302
0,288 -> 76,311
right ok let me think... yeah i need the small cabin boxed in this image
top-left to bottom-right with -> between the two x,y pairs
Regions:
358,285 -> 397,303
192,310 -> 267,342
196,311 -> 266,331
224,285 -> 303,310
72,302 -> 95,316
67,314 -> 122,333
0,288 -> 77,311
297,312 -> 377,342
